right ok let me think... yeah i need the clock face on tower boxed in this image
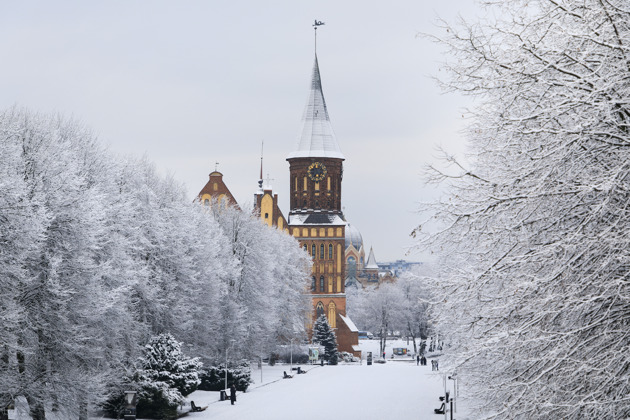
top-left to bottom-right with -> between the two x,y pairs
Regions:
307,162 -> 327,182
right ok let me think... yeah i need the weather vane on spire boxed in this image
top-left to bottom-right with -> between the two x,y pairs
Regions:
214,161 -> 219,172
313,20 -> 325,54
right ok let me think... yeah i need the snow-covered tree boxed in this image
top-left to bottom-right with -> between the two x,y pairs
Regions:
0,106 -> 312,418
397,271 -> 433,354
348,282 -> 406,355
136,333 -> 202,397
312,315 -> 338,365
0,108 -> 131,419
209,203 -> 310,361
419,1 -> 630,418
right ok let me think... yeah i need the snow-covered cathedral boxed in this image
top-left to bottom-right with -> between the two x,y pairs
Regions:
197,49 -> 371,357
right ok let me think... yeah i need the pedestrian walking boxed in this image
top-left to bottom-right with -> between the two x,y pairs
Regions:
417,354 -> 420,366
230,384 -> 236,405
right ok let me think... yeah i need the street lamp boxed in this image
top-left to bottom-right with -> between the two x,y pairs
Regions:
448,374 -> 458,416
123,391 -> 137,420
290,339 -> 294,373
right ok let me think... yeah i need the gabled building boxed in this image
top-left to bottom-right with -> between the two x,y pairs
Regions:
361,246 -> 380,284
197,170 -> 240,210
254,164 -> 288,232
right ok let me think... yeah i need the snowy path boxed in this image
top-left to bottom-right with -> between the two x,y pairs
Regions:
185,361 -> 470,420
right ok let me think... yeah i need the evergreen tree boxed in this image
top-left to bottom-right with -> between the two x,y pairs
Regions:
312,315 -> 338,365
137,333 -> 202,397
133,333 -> 202,418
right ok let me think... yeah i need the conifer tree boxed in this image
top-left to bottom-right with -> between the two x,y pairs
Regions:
137,333 -> 202,397
133,333 -> 202,418
312,315 -> 338,365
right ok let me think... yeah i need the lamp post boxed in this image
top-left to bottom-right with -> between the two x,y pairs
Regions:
448,374 -> 458,415
123,391 -> 137,420
290,339 -> 294,373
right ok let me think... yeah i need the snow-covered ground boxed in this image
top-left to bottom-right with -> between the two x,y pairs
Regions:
10,339 -> 470,420
183,339 -> 471,420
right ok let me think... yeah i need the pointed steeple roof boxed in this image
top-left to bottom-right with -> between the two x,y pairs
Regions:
287,55 -> 345,160
365,246 -> 379,269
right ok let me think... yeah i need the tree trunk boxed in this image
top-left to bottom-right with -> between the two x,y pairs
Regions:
26,395 -> 45,420
78,398 -> 88,420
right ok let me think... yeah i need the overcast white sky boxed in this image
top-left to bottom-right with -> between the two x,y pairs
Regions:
1,1 -> 478,262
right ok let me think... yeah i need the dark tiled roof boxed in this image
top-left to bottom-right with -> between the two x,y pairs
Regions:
304,213 -> 333,224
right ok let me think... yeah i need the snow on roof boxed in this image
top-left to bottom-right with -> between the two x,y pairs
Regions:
288,213 -> 346,226
339,314 -> 358,333
287,55 -> 345,160
365,246 -> 379,269
345,223 -> 363,250
352,344 -> 362,352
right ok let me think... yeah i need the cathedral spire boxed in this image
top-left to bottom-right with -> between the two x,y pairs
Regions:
287,36 -> 344,160
257,141 -> 264,193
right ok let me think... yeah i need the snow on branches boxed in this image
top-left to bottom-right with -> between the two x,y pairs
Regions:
420,1 -> 630,418
0,107 -> 311,419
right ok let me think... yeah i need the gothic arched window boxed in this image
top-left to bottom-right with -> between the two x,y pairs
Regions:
328,302 -> 336,328
328,244 -> 333,259
311,276 -> 316,291
320,244 -> 324,260
312,244 -> 316,258
316,302 -> 325,320
320,276 -> 325,292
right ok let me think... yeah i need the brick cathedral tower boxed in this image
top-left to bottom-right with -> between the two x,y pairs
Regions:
287,52 -> 360,357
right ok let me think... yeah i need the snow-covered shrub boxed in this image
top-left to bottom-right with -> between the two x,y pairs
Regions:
339,352 -> 358,363
279,346 -> 309,364
198,361 -> 252,392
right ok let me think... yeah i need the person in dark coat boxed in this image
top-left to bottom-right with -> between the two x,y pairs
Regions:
230,384 -> 236,405
417,355 -> 420,366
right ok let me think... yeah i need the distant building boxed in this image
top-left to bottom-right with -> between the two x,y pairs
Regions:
377,260 -> 423,278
